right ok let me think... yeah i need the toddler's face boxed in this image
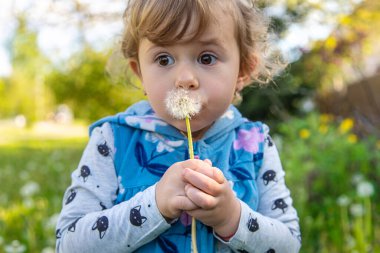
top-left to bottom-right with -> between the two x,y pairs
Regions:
131,9 -> 244,133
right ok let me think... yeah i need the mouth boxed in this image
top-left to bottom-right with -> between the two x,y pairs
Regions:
165,89 -> 202,120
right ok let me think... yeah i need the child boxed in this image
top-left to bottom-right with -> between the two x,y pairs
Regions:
56,0 -> 301,252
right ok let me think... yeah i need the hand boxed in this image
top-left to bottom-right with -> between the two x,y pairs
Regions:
156,161 -> 200,220
182,160 -> 241,237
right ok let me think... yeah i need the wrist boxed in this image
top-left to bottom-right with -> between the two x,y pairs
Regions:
214,199 -> 241,237
155,182 -> 176,221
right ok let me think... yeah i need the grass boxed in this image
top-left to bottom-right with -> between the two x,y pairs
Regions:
0,123 -> 87,253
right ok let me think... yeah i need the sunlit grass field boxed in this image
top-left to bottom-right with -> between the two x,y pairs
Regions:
0,123 -> 87,253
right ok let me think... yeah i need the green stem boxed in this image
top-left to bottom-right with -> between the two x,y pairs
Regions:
353,214 -> 365,253
185,116 -> 197,253
364,197 -> 372,247
185,116 -> 194,160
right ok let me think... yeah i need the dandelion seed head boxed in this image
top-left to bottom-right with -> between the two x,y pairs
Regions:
350,203 -> 364,217
20,181 -> 40,198
41,247 -> 55,253
351,173 -> 364,185
337,195 -> 351,207
357,181 -> 374,198
165,89 -> 201,120
4,240 -> 26,253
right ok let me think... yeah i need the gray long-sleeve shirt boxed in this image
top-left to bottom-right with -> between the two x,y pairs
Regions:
56,103 -> 301,253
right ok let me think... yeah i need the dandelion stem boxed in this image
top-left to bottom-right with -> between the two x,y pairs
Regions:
186,116 -> 194,160
353,214 -> 366,253
364,197 -> 372,247
185,116 -> 198,253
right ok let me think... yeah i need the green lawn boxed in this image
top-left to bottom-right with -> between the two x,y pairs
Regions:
0,124 -> 87,253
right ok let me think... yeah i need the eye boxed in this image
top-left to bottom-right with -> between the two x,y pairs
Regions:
198,53 -> 217,65
155,54 -> 174,66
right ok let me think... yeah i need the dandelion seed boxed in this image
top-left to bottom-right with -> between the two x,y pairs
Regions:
23,198 -> 34,208
357,181 -> 374,198
165,89 -> 201,120
46,213 -> 60,230
4,240 -> 26,253
41,247 -> 55,253
20,181 -> 40,198
352,173 -> 364,185
346,235 -> 356,249
350,203 -> 364,217
337,195 -> 351,207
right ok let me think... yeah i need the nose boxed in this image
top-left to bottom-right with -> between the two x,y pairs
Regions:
175,64 -> 199,90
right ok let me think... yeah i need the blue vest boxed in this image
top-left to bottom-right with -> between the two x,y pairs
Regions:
90,101 -> 265,252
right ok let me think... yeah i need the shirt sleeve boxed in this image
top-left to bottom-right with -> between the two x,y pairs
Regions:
215,124 -> 302,253
55,123 -> 171,253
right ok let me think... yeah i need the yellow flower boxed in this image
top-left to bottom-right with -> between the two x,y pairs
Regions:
339,118 -> 354,134
299,129 -> 311,139
347,134 -> 357,143
376,140 -> 380,150
320,114 -> 334,124
319,124 -> 329,134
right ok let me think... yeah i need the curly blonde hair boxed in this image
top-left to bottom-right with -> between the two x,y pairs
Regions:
121,0 -> 284,86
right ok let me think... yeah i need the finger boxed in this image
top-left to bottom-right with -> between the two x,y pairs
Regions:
185,184 -> 218,209
211,167 -> 225,184
183,168 -> 222,196
183,159 -> 212,174
183,159 -> 219,180
203,159 -> 212,166
172,195 -> 199,211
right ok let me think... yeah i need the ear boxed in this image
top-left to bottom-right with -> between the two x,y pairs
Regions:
237,55 -> 257,90
129,58 -> 142,79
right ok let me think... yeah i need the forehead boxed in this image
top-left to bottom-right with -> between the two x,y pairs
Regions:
181,8 -> 236,43
135,0 -> 238,46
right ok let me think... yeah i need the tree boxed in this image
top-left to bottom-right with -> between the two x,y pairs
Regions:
46,46 -> 144,122
0,16 -> 52,123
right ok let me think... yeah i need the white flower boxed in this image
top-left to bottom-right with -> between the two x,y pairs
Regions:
300,98 -> 315,113
165,89 -> 201,120
4,240 -> 26,253
337,195 -> 351,207
346,235 -> 356,249
357,181 -> 374,198
350,203 -> 364,217
46,213 -> 60,230
22,198 -> 34,208
41,247 -> 55,253
351,173 -> 364,185
20,181 -> 40,198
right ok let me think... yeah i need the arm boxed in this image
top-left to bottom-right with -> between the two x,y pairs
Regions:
217,127 -> 301,252
56,123 -> 171,253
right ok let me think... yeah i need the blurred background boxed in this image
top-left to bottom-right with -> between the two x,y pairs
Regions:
0,0 -> 379,252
